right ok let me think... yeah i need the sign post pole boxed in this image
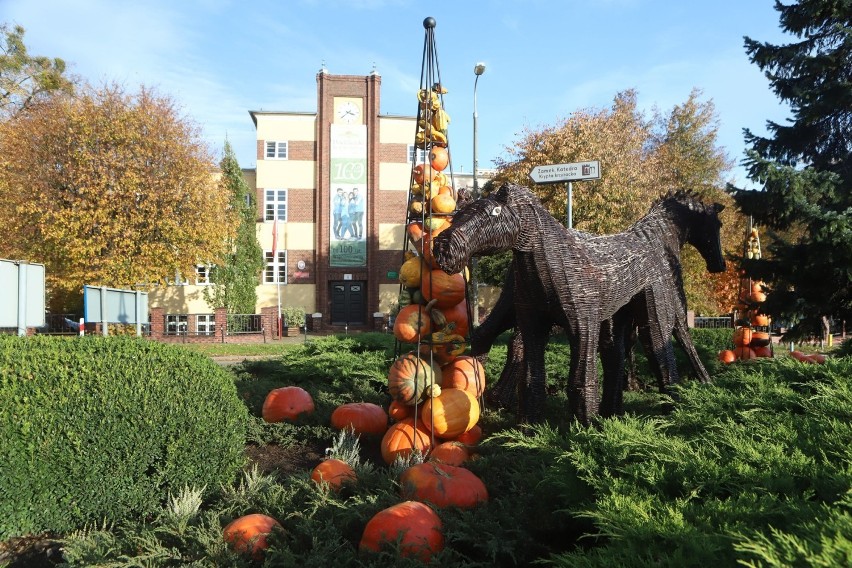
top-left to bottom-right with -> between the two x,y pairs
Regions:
567,181 -> 573,229
16,262 -> 27,337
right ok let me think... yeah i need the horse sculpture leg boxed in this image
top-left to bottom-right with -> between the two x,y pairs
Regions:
673,319 -> 712,384
599,309 -> 633,417
515,317 -> 552,424
566,318 -> 601,426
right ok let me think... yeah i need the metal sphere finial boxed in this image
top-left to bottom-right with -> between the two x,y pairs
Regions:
423,17 -> 436,29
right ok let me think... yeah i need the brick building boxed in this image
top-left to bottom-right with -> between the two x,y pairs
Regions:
150,69 -> 430,332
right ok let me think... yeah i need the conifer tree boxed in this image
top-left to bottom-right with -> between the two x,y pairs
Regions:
203,140 -> 264,314
730,1 -> 852,340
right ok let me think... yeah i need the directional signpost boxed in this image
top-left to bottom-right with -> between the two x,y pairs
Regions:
529,160 -> 601,228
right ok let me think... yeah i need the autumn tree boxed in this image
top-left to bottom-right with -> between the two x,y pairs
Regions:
0,83 -> 236,312
730,1 -> 852,341
202,140 -> 265,313
651,90 -> 742,314
484,89 -> 737,314
495,90 -> 658,234
0,23 -> 76,119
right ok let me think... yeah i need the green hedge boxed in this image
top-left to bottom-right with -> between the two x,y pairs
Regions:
0,336 -> 248,539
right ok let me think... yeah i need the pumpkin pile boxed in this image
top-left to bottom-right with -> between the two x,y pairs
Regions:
720,280 -> 773,363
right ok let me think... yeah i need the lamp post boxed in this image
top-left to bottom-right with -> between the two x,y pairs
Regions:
472,62 -> 486,326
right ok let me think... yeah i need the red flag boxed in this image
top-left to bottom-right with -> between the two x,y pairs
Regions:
271,217 -> 278,258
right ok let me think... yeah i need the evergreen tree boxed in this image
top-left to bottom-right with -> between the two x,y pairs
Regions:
203,141 -> 264,314
730,1 -> 852,340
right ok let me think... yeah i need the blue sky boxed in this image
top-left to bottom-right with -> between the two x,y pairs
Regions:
5,0 -> 792,189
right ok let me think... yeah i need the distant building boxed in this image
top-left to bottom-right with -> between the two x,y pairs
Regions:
149,69 -> 493,332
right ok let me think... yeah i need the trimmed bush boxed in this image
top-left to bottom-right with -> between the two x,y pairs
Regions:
0,336 -> 248,538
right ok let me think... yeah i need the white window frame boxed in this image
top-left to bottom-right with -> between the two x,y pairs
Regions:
195,265 -> 213,285
265,141 -> 288,160
264,250 -> 287,284
166,314 -> 188,335
408,144 -> 427,164
264,189 -> 287,222
196,314 -> 216,336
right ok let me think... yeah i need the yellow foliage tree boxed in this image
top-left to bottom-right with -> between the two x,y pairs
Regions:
0,83 -> 236,311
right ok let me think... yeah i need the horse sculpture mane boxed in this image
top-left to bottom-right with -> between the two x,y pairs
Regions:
433,182 -> 725,425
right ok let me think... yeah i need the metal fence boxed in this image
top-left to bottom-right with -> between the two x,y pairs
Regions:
693,316 -> 734,329
226,314 -> 263,334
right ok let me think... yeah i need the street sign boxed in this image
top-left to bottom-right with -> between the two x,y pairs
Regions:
0,259 -> 45,334
529,161 -> 601,184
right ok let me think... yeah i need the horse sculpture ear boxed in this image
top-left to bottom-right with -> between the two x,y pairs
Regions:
714,203 -> 725,213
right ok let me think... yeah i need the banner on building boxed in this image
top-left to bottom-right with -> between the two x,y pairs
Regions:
329,124 -> 367,267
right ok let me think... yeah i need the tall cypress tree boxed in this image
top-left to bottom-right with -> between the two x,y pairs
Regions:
203,140 -> 265,314
730,1 -> 852,340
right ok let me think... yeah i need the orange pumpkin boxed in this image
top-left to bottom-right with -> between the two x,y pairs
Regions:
429,146 -> 449,171
428,441 -> 469,466
430,189 -> 456,214
223,513 -> 281,559
359,500 -> 444,562
421,269 -> 466,309
388,400 -> 412,422
790,350 -> 819,364
406,222 -> 425,253
421,388 -> 480,439
412,163 -> 438,185
262,386 -> 315,423
750,331 -> 771,348
752,345 -> 773,358
387,353 -> 441,406
751,314 -> 770,327
441,356 -> 486,398
421,334 -> 467,365
451,424 -> 483,446
400,462 -> 488,509
310,458 -> 357,491
718,349 -> 736,364
380,418 -> 433,464
432,299 -> 470,338
330,402 -> 388,436
733,326 -> 753,347
810,353 -> 827,364
734,346 -> 756,360
750,291 -> 767,303
393,304 -> 432,343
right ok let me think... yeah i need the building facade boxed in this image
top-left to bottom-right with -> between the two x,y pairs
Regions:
148,70 -> 495,333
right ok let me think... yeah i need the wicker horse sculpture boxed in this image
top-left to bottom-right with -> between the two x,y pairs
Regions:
431,182 -> 725,425
471,189 -> 727,417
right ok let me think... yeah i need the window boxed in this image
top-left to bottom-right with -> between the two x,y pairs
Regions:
195,265 -> 212,285
265,250 -> 287,284
197,314 -> 216,336
265,141 -> 288,159
408,144 -> 427,164
264,189 -> 287,222
166,314 -> 188,335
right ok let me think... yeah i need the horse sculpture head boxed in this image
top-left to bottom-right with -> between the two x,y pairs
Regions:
432,183 -> 529,275
657,191 -> 726,273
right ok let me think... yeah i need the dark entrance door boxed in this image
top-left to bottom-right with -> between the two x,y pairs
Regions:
330,281 -> 366,325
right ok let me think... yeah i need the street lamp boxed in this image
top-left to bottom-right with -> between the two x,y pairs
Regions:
473,62 -> 486,200
472,62 -> 486,326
